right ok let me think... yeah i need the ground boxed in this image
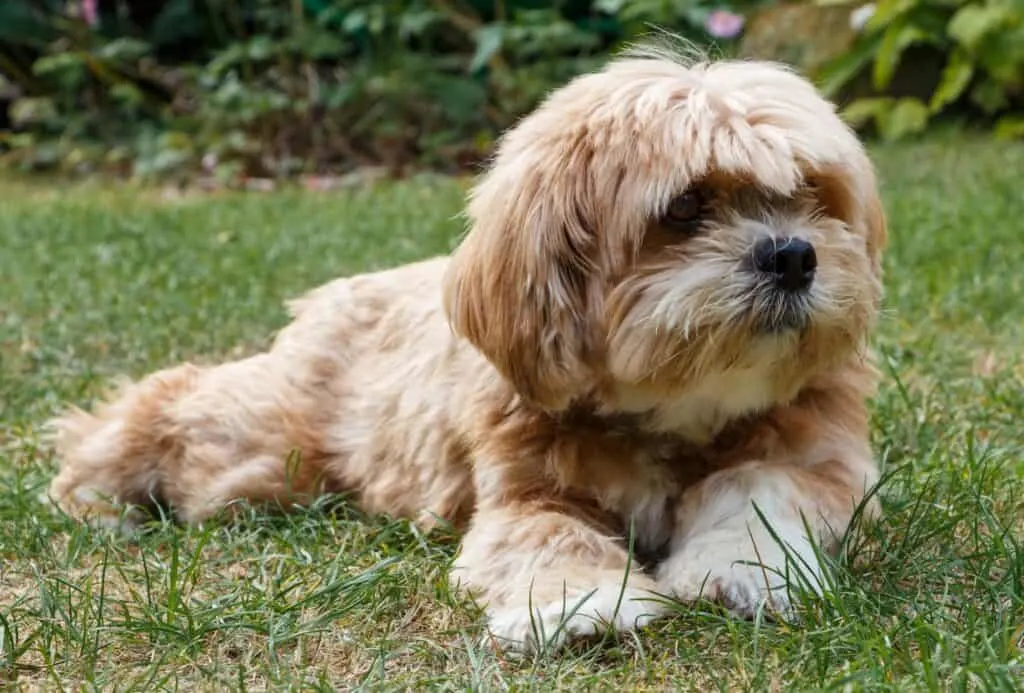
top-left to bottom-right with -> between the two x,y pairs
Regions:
1,135 -> 1022,690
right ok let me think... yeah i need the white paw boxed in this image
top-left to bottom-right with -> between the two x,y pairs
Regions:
485,582 -> 661,652
43,485 -> 148,536
657,533 -> 825,620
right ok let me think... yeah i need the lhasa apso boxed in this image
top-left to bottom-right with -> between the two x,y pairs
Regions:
48,44 -> 887,651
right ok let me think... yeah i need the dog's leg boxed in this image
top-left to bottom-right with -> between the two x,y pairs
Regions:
452,502 -> 665,652
47,365 -> 203,529
656,452 -> 879,619
47,359 -> 329,529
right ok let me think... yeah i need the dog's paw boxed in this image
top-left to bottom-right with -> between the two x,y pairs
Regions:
657,534 -> 824,620
42,484 -> 149,536
485,582 -> 660,653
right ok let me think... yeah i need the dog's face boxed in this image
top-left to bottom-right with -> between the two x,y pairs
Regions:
445,49 -> 886,432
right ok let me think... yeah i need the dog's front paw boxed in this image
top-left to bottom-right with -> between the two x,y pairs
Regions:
657,534 -> 824,619
485,582 -> 660,652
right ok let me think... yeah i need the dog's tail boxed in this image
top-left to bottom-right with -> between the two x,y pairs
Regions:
45,364 -> 202,529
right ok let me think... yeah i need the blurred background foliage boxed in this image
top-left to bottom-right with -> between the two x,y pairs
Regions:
0,0 -> 1020,181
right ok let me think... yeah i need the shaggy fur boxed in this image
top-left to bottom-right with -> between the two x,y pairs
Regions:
48,46 -> 888,652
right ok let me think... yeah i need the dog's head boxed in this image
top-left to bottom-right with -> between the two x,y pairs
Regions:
444,46 -> 886,435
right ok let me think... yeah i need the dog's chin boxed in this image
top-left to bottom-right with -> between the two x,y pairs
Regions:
752,290 -> 814,334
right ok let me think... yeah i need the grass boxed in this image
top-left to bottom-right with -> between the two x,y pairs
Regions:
1,135 -> 1022,691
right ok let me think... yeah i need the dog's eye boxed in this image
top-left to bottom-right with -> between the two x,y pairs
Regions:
663,190 -> 705,231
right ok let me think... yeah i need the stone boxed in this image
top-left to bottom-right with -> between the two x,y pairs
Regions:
738,2 -> 861,78
738,1 -> 942,105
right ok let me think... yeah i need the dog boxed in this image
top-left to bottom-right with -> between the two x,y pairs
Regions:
47,44 -> 887,652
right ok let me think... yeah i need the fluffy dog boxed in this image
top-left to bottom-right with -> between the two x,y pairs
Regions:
47,45 -> 887,651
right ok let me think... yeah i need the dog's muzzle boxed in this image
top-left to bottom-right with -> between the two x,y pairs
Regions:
750,236 -> 817,332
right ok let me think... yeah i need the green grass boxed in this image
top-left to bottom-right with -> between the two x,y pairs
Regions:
1,137 -> 1023,691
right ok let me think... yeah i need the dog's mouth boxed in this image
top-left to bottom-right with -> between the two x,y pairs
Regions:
751,286 -> 813,333
733,235 -> 819,334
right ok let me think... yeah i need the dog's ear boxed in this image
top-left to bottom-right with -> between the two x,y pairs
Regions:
443,140 -> 596,411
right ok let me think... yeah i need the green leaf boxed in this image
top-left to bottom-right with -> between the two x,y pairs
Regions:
929,49 -> 974,113
873,20 -> 930,91
342,9 -> 367,34
0,0 -> 59,49
948,4 -> 1013,51
970,78 -> 1009,114
428,75 -> 487,124
32,52 -> 88,90
97,38 -> 152,63
398,9 -> 442,38
148,0 -> 203,48
470,23 -> 505,75
206,43 -> 246,75
293,31 -> 346,59
32,52 -> 87,77
994,115 -> 1024,139
973,27 -> 1024,85
816,34 -> 883,98
840,97 -> 894,128
9,96 -> 57,127
878,97 -> 930,141
245,36 -> 278,62
110,82 -> 145,108
865,0 -> 918,33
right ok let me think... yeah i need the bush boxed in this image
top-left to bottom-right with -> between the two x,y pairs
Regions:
818,0 -> 1024,141
0,0 -> 757,180
5,0 -> 1015,180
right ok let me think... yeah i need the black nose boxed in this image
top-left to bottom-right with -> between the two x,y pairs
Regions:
753,237 -> 817,292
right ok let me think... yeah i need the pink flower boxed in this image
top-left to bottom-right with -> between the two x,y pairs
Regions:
82,0 -> 99,26
705,9 -> 745,39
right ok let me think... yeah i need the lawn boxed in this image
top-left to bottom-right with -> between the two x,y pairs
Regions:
1,135 -> 1022,691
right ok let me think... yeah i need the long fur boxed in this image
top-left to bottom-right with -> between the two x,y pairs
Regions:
47,47 -> 888,651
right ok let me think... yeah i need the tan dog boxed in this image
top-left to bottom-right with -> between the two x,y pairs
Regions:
48,45 -> 887,652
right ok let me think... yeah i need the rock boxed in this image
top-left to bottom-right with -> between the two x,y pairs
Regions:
738,2 -> 860,78
738,2 -> 942,106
